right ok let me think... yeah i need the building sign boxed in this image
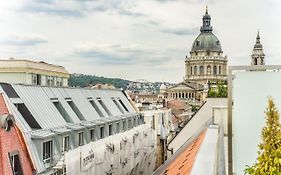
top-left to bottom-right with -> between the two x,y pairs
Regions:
80,148 -> 95,171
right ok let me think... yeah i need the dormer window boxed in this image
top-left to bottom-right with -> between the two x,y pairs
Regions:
196,41 -> 199,46
216,41 -> 220,45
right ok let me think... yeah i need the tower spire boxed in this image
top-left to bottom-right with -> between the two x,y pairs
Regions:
251,30 -> 265,65
200,7 -> 212,32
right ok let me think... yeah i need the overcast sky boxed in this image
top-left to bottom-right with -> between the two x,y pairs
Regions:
0,0 -> 280,82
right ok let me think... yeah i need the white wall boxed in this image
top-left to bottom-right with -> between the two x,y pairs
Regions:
232,71 -> 281,175
0,72 -> 27,84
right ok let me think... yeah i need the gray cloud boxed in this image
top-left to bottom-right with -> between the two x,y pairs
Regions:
20,0 -> 144,18
74,42 -> 170,65
0,33 -> 48,46
160,27 -> 198,35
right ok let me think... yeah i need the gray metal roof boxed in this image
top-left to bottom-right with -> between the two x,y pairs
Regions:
10,84 -> 136,129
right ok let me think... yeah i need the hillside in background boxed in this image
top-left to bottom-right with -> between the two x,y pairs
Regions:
68,74 -> 131,89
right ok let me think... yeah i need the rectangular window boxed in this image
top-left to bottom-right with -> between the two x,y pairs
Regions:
78,132 -> 84,146
112,98 -> 124,114
32,74 -> 37,85
97,98 -> 112,116
88,98 -> 104,117
63,136 -> 70,152
128,119 -> 132,129
67,100 -> 85,121
109,124 -> 113,136
100,126 -> 104,139
37,74 -> 41,85
122,120 -> 126,131
9,151 -> 23,175
43,140 -> 53,163
90,129 -> 95,141
118,99 -> 129,112
133,118 -> 136,127
116,122 -> 120,133
53,101 -> 73,123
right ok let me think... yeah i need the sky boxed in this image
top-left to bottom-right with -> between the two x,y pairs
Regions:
0,0 -> 280,83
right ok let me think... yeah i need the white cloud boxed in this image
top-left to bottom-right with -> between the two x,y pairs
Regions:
0,33 -> 48,46
0,0 -> 280,82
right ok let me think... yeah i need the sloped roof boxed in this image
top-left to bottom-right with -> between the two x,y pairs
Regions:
167,99 -> 190,110
154,129 -> 206,175
0,94 -> 9,115
167,82 -> 204,91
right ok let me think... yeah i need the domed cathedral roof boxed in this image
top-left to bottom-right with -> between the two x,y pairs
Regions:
191,7 -> 222,52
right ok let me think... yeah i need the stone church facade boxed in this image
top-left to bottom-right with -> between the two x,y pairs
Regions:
184,8 -> 227,85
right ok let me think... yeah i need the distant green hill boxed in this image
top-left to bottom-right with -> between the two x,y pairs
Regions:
68,74 -> 131,89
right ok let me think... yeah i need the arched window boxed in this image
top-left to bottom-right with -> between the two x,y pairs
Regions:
199,66 -> 204,75
213,66 -> 217,75
190,67 -> 193,75
254,58 -> 258,65
219,66 -> 221,75
207,65 -> 211,75
194,66 -> 198,75
179,93 -> 181,98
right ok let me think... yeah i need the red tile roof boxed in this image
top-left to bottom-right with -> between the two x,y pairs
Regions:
160,129 -> 206,175
167,100 -> 189,110
0,94 -> 9,115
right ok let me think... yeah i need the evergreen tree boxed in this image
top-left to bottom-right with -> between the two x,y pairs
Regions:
245,97 -> 281,175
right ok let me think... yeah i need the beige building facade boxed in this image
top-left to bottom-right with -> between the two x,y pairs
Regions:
0,58 -> 69,86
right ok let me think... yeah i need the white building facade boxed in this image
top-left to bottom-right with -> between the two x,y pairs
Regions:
0,59 -> 69,87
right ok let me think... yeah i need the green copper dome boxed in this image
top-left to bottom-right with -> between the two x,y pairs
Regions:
191,8 -> 222,52
191,32 -> 221,52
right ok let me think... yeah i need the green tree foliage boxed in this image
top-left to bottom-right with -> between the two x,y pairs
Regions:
245,97 -> 281,175
68,74 -> 130,89
207,83 -> 227,98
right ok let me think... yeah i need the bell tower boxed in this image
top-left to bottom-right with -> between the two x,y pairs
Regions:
251,31 -> 265,65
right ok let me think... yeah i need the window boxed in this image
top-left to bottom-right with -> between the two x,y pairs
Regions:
109,124 -> 113,136
112,98 -> 124,114
97,98 -> 112,116
17,103 -> 41,129
194,66 -> 198,75
78,132 -> 84,146
67,100 -> 85,121
9,151 -> 23,175
100,126 -> 105,139
199,66 -> 204,75
56,77 -> 62,86
63,136 -> 70,152
213,66 -> 217,75
88,98 -> 104,117
207,65 -> 211,75
43,140 -> 53,163
116,122 -> 120,133
133,118 -> 137,127
128,119 -> 132,129
196,40 -> 199,46
32,74 -> 37,85
90,129 -> 95,141
53,101 -> 73,123
122,120 -> 126,131
118,99 -> 129,112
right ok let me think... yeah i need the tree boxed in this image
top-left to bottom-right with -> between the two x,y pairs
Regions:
245,97 -> 281,175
